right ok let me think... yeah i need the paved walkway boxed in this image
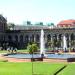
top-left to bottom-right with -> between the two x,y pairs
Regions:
0,55 -> 67,63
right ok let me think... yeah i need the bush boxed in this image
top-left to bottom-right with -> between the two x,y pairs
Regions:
0,59 -> 8,62
32,44 -> 38,52
27,43 -> 38,54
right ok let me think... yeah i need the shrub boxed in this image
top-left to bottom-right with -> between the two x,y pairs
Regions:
27,43 -> 38,54
32,44 -> 38,52
0,59 -> 8,62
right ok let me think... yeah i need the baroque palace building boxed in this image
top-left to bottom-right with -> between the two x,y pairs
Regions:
0,15 -> 75,51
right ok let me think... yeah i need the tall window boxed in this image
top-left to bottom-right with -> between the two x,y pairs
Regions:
20,35 -> 23,42
30,35 -> 34,42
8,35 -> 12,41
47,34 -> 51,41
71,33 -> 74,40
59,34 -> 62,40
15,35 -> 18,42
25,35 -> 29,43
36,34 -> 40,42
53,34 -> 57,40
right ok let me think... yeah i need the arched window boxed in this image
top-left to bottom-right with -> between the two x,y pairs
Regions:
15,35 -> 18,42
36,34 -> 40,42
30,35 -> 34,42
47,34 -> 51,41
20,35 -> 23,42
66,33 -> 69,40
53,34 -> 57,40
25,35 -> 29,42
59,34 -> 62,40
71,33 -> 75,40
8,35 -> 12,41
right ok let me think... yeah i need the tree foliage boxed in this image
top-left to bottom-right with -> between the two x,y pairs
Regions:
27,43 -> 38,54
7,23 -> 15,30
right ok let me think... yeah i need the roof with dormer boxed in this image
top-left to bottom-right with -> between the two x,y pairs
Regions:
57,19 -> 75,27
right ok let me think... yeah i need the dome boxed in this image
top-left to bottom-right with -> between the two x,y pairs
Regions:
57,19 -> 75,27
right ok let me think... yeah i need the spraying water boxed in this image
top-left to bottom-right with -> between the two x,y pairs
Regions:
40,29 -> 45,55
63,34 -> 67,51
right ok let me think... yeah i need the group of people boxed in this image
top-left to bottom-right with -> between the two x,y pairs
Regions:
1,42 -> 18,53
7,46 -> 17,53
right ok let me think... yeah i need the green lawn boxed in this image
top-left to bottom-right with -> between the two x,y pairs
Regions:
0,50 -> 7,53
58,63 -> 75,75
0,62 -> 65,75
17,49 -> 28,53
33,62 -> 65,75
0,49 -> 28,53
1,50 -> 75,75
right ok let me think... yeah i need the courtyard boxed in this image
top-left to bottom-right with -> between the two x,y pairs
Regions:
0,50 -> 75,75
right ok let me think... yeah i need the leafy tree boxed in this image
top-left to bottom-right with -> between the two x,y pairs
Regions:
27,44 -> 32,54
27,43 -> 38,54
48,41 -> 52,47
47,40 -> 55,51
55,40 -> 61,48
71,40 -> 75,47
7,23 -> 15,30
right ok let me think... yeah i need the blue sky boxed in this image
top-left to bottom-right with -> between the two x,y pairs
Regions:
0,0 -> 75,25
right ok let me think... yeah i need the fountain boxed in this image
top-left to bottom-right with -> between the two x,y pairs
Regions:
40,29 -> 45,57
63,35 -> 67,51
5,30 -> 75,62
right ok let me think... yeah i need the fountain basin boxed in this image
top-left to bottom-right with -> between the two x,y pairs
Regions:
4,53 -> 75,59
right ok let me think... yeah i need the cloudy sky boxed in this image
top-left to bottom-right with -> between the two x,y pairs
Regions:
0,0 -> 75,25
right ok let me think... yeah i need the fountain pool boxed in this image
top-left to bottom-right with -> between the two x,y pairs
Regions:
5,53 -> 75,59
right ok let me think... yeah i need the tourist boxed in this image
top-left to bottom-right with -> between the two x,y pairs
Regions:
11,47 -> 13,53
13,47 -> 17,53
7,47 -> 11,52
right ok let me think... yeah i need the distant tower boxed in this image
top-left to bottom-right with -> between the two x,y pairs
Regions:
0,14 -> 7,32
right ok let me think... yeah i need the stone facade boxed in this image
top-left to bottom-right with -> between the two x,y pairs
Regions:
0,15 -> 75,51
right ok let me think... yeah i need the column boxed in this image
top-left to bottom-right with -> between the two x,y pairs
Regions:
51,34 -> 53,48
44,34 -> 48,49
69,34 -> 71,47
57,34 -> 61,48
18,35 -> 20,42
57,34 -> 60,41
56,34 -> 59,49
63,34 -> 67,51
28,35 -> 30,42
34,35 -> 36,42
44,34 -> 47,43
60,35 -> 63,48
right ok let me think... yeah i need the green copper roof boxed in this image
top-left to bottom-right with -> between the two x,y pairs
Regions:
47,23 -> 54,26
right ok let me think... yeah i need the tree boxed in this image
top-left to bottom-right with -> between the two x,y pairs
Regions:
27,43 -> 38,54
71,40 -> 75,47
56,40 -> 61,48
47,40 -> 52,50
7,23 -> 15,30
47,39 -> 55,51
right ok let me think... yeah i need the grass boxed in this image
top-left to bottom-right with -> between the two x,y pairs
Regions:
0,50 -> 75,75
0,62 -> 65,75
33,62 -> 65,75
17,49 -> 28,53
0,50 -> 7,53
0,49 -> 28,54
57,63 -> 75,75
0,62 -> 32,75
